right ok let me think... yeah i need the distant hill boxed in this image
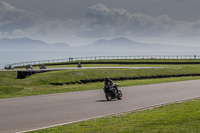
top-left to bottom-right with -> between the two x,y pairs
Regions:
0,37 -> 197,51
81,37 -> 195,51
0,37 -> 70,51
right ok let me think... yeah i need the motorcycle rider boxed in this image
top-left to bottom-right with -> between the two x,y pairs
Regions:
39,64 -> 46,69
77,62 -> 82,68
26,64 -> 33,69
104,77 -> 118,96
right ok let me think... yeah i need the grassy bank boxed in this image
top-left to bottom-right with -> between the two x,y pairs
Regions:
17,66 -> 200,84
30,98 -> 200,133
2,59 -> 200,98
1,65 -> 200,98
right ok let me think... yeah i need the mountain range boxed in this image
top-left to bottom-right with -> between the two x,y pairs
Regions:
0,37 -> 70,51
84,37 -> 194,51
0,37 -> 197,51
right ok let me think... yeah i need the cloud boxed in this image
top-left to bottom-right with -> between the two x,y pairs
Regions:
81,4 -> 173,37
85,4 -> 130,26
0,1 -> 42,32
1,1 -> 200,44
79,3 -> 200,38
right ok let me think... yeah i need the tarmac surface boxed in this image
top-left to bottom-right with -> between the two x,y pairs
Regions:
0,79 -> 200,133
0,66 -> 167,71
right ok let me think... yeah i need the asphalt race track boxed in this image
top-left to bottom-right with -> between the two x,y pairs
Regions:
0,80 -> 200,133
0,66 -> 167,71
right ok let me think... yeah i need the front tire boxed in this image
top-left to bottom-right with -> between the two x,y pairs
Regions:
117,90 -> 122,100
105,92 -> 112,101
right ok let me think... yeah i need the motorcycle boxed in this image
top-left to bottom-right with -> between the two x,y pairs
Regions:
4,65 -> 14,70
77,62 -> 82,68
39,64 -> 47,69
104,84 -> 122,101
26,64 -> 33,69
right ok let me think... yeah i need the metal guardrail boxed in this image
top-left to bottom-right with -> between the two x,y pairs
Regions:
6,55 -> 200,68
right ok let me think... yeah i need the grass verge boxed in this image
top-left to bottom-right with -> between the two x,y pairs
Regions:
0,73 -> 200,99
1,65 -> 200,98
29,98 -> 200,133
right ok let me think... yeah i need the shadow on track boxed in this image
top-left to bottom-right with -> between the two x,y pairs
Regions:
95,99 -> 119,102
95,100 -> 108,102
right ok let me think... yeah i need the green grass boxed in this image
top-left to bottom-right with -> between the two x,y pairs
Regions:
1,59 -> 200,98
1,67 -> 200,98
30,98 -> 200,133
26,67 -> 200,84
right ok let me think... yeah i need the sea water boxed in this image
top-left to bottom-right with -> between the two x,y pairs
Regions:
0,50 -> 199,69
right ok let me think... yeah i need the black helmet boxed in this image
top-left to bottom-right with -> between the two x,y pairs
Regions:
105,77 -> 109,81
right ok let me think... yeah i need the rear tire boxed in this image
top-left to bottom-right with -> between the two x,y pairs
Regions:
117,90 -> 122,100
105,92 -> 112,101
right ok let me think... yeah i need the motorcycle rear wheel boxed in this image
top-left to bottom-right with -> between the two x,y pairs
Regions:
105,92 -> 112,101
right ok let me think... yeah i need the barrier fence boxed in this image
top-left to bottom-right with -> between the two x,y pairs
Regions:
6,55 -> 200,68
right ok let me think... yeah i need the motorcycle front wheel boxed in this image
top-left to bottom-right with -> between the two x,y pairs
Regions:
105,92 -> 112,101
117,90 -> 122,100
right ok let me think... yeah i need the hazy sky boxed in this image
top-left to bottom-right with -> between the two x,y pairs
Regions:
1,0 -> 200,46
